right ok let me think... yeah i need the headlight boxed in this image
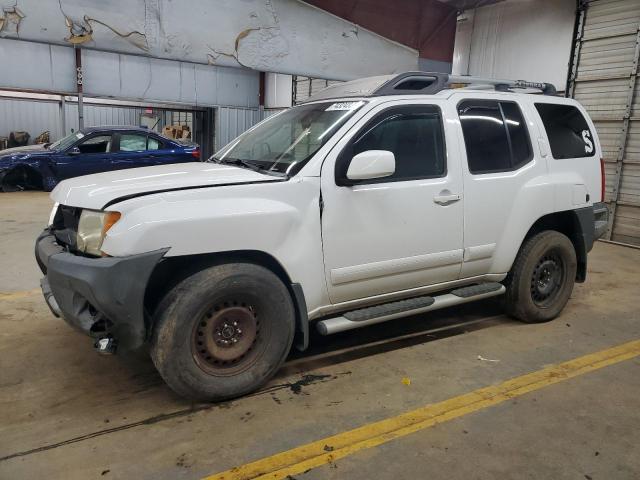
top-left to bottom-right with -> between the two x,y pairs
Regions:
76,209 -> 121,256
48,202 -> 59,226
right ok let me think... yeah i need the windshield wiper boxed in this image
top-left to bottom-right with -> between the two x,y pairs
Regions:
213,157 -> 287,177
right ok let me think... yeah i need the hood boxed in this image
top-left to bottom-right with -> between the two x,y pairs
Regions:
51,162 -> 282,210
0,144 -> 49,162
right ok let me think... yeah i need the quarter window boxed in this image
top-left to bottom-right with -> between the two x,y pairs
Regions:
147,137 -> 162,150
458,100 -> 532,174
339,105 -> 446,183
534,103 -> 595,159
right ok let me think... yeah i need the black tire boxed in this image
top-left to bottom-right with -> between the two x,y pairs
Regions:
150,262 -> 295,401
503,231 -> 577,323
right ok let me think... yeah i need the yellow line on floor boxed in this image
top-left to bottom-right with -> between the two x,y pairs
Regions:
0,289 -> 40,301
204,339 -> 640,480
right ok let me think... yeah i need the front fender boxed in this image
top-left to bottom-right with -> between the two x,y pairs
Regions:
101,177 -> 330,313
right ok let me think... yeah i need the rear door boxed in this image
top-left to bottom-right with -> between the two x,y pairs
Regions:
146,136 -> 193,165
111,132 -> 156,170
453,94 -> 549,278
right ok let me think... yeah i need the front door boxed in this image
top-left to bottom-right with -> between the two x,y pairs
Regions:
320,101 -> 464,304
54,134 -> 113,180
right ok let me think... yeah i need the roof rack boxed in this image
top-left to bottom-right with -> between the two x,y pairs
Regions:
306,72 -> 557,102
375,72 -> 557,96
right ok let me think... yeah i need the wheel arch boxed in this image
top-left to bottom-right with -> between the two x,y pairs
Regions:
1,164 -> 44,191
144,249 -> 309,350
521,209 -> 593,282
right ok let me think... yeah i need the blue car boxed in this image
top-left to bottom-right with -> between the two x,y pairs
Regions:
0,126 -> 201,192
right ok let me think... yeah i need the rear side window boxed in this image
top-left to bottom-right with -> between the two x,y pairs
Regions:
458,100 -> 532,174
337,105 -> 446,183
119,134 -> 148,152
535,103 -> 595,159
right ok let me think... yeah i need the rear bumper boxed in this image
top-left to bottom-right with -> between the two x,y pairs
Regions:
35,230 -> 168,351
593,202 -> 609,240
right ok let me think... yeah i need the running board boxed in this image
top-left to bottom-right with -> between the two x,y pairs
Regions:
316,283 -> 505,335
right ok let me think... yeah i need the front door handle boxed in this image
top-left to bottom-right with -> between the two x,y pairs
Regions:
433,191 -> 461,205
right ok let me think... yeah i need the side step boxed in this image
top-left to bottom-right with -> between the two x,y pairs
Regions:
316,282 -> 505,335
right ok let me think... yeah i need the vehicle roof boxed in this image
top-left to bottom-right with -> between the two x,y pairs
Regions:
302,89 -> 578,107
80,125 -> 157,134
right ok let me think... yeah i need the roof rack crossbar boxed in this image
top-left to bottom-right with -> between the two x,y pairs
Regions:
446,74 -> 557,95
373,72 -> 557,96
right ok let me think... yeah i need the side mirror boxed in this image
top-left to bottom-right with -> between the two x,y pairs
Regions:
67,147 -> 81,156
346,150 -> 395,182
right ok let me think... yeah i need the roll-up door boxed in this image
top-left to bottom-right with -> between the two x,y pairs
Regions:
569,0 -> 640,245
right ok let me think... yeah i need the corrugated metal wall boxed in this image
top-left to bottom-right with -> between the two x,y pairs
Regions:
64,103 -> 147,134
1,95 -> 280,156
0,97 -> 62,142
214,107 -> 281,151
570,0 -> 640,245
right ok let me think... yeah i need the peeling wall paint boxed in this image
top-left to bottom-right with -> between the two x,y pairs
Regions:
1,0 -> 417,80
0,3 -> 25,36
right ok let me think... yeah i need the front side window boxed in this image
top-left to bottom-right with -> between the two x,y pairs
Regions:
214,101 -> 366,176
535,103 -> 595,159
77,135 -> 111,154
119,134 -> 148,152
458,100 -> 532,174
340,105 -> 446,182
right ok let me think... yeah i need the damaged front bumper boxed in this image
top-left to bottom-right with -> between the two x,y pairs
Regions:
35,230 -> 168,351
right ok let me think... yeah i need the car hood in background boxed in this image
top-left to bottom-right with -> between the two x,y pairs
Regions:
0,144 -> 49,160
51,162 -> 283,210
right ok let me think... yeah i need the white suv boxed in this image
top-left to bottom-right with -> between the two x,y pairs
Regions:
36,72 -> 609,400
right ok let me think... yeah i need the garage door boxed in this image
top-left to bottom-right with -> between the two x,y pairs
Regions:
569,0 -> 640,245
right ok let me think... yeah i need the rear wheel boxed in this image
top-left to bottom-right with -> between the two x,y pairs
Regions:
504,231 -> 577,323
151,262 -> 295,401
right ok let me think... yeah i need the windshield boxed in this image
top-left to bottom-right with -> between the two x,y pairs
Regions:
49,132 -> 84,151
213,100 -> 365,176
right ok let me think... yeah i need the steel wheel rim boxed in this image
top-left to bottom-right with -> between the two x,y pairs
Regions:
191,300 -> 261,376
530,251 -> 565,308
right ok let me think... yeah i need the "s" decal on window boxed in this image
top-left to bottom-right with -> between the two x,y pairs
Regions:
582,130 -> 594,154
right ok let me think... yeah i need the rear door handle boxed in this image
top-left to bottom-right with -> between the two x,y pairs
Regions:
433,191 -> 461,205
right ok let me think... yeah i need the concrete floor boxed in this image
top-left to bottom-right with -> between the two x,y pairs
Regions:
0,191 -> 639,479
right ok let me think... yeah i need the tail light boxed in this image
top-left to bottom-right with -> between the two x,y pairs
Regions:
600,157 -> 605,202
191,148 -> 201,160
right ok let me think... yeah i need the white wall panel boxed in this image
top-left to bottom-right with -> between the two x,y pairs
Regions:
452,0 -> 575,90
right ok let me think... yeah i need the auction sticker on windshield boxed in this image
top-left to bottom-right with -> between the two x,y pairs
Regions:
325,101 -> 365,111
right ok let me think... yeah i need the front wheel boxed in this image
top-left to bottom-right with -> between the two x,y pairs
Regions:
504,231 -> 577,323
151,262 -> 295,401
